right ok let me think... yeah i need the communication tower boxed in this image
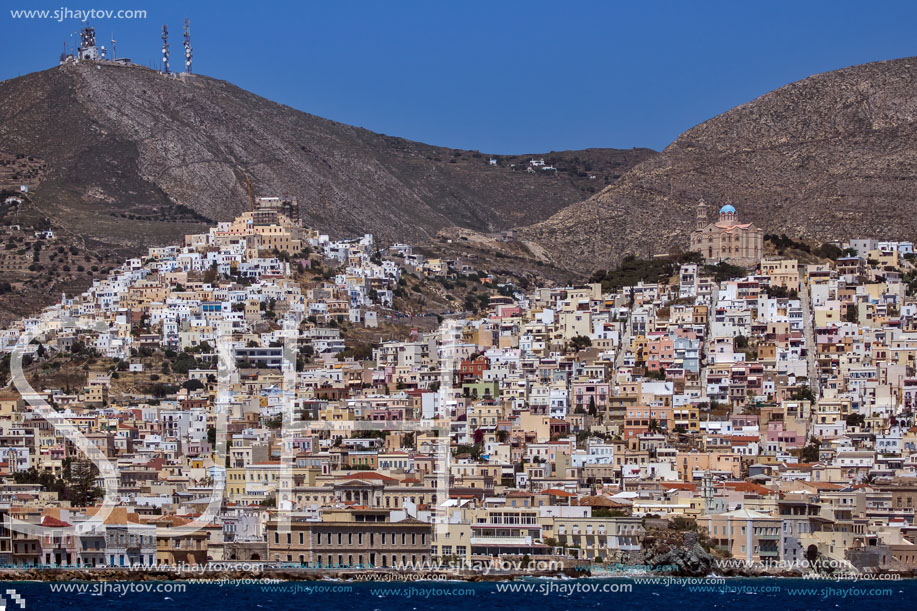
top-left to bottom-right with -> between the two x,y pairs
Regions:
161,25 -> 170,74
77,25 -> 99,60
183,19 -> 193,74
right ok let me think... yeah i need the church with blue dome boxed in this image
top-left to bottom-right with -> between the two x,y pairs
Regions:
689,200 -> 763,265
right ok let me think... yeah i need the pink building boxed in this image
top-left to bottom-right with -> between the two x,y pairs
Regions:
646,333 -> 675,372
572,381 -> 610,413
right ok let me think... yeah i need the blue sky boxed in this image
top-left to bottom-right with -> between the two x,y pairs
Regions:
2,0 -> 916,153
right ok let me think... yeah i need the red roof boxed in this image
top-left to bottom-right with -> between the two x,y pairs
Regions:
721,481 -> 773,495
661,483 -> 696,491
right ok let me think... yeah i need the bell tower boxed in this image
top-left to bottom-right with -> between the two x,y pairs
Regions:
695,199 -> 708,230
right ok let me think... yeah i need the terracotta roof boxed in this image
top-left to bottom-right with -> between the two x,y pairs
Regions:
84,506 -> 143,525
575,495 -> 629,508
541,488 -> 576,497
661,483 -> 696,491
41,515 -> 72,528
721,481 -> 773,495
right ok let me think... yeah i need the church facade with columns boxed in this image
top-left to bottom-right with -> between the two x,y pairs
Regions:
689,200 -> 764,266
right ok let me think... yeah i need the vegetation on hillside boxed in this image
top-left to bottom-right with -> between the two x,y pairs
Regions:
588,252 -> 747,292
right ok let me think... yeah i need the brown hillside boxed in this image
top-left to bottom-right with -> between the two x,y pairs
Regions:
521,57 -> 917,271
0,61 -> 653,255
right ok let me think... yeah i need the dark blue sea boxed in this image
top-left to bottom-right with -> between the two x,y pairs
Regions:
2,578 -> 910,610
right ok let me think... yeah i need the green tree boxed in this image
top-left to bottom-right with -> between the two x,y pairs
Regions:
68,459 -> 103,507
845,305 -> 858,323
801,439 -> 820,463
570,335 -> 592,352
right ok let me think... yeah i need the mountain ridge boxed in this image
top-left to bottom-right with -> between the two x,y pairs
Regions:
0,61 -> 653,254
520,56 -> 917,271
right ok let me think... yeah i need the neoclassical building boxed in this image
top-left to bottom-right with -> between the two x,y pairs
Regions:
690,200 -> 764,266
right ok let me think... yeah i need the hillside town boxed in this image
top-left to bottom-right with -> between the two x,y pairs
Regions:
0,200 -> 916,576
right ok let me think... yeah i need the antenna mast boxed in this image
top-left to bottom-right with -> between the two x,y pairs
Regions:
111,33 -> 116,60
161,25 -> 170,74
183,18 -> 193,74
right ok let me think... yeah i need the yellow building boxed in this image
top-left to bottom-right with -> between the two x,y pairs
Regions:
761,258 -> 799,289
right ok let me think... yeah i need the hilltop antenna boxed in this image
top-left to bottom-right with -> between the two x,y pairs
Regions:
183,18 -> 192,74
111,33 -> 117,60
161,25 -> 170,74
77,23 -> 98,60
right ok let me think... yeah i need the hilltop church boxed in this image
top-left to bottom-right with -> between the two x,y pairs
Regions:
689,200 -> 764,266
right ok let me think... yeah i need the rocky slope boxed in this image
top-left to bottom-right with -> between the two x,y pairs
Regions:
521,56 -> 917,271
0,61 -> 653,255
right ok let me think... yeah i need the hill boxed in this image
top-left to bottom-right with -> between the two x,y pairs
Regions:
0,61 -> 653,253
520,57 -> 917,271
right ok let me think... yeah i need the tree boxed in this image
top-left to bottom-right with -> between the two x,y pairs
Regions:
182,379 -> 205,392
844,304 -> 858,323
172,351 -> 198,374
14,466 -> 68,499
570,335 -> 592,352
68,459 -> 103,507
402,432 -> 415,449
203,263 -> 219,284
260,493 -> 276,508
149,383 -> 178,398
648,418 -> 660,433
814,243 -> 844,260
791,386 -> 816,402
801,439 -> 820,463
805,544 -> 819,564
587,396 -> 597,418
845,413 -> 865,428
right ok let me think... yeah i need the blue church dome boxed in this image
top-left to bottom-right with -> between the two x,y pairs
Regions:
719,204 -> 736,214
